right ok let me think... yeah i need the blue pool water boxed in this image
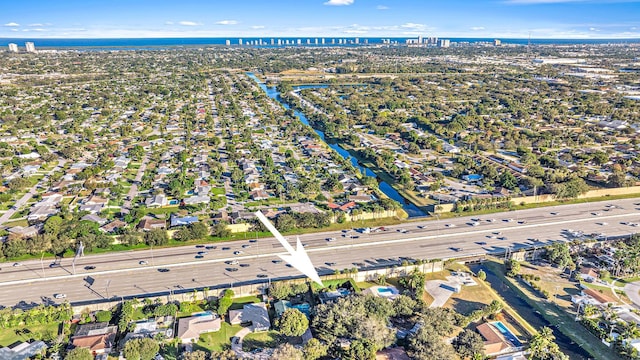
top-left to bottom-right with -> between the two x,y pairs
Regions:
168,199 -> 179,205
492,321 -> 522,347
377,287 -> 393,295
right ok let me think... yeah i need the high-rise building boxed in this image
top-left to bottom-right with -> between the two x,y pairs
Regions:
238,39 -> 243,45
494,39 -> 502,46
355,38 -> 359,44
438,39 -> 450,48
225,40 -> 231,46
25,42 -> 35,52
321,38 -> 325,44
271,39 -> 275,45
8,43 -> 18,52
418,35 -> 423,44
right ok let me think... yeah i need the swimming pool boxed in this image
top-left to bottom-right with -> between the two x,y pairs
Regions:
168,199 -> 179,205
378,288 -> 393,294
492,321 -> 522,347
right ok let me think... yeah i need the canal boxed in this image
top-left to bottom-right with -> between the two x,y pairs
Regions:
246,72 -> 427,217
470,264 -> 592,360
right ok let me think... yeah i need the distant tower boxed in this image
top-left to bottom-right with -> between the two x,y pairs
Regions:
25,42 -> 35,53
225,39 -> 231,46
238,38 -> 243,45
438,39 -> 450,48
8,43 -> 18,52
418,35 -> 423,44
494,39 -> 501,46
355,37 -> 359,44
321,38 -> 325,44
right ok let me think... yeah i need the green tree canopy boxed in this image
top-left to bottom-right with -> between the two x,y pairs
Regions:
278,308 -> 309,337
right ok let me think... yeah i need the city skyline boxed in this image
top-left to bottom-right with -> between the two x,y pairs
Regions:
1,0 -> 639,39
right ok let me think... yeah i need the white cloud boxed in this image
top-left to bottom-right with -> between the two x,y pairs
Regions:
470,26 -> 485,31
216,20 -> 238,25
4,22 -> 20,27
32,28 -> 46,32
376,5 -> 389,10
178,21 -> 201,26
589,27 -> 599,31
401,23 -> 427,29
10,28 -> 17,32
324,0 -> 355,5
29,23 -> 44,27
251,25 -> 265,29
165,21 -> 174,25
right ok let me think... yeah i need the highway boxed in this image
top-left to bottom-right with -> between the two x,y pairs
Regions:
1,198 -> 640,307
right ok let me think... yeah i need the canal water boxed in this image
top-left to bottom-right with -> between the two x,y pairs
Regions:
470,264 -> 592,360
246,72 -> 426,217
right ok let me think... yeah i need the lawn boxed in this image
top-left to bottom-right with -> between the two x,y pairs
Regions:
242,330 -> 283,351
196,322 -> 244,352
230,295 -> 261,311
211,187 -> 225,196
0,323 -> 59,347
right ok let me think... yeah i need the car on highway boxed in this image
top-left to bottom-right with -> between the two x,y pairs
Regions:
326,262 -> 337,266
84,265 -> 96,270
249,239 -> 258,243
233,251 -> 244,255
487,218 -> 496,223
139,260 -> 149,265
272,259 -> 283,264
49,263 -> 60,268
326,237 -> 336,242
226,267 -> 239,272
550,212 -> 559,215
505,218 -> 514,222
592,212 -> 602,216
221,247 -> 231,251
241,244 -> 251,248
445,224 -> 455,228
476,241 -> 487,245
197,251 -> 208,255
518,220 -> 527,224
225,260 -> 239,265
195,245 -> 205,248
451,247 -> 463,252
54,293 -> 66,299
205,245 -> 217,250
416,225 -> 426,229
157,268 -> 170,272
470,222 -> 480,226
257,274 -> 268,278
13,262 -> 22,267
240,263 -> 250,267
195,255 -> 204,259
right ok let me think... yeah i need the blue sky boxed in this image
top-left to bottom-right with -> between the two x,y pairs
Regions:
2,0 -> 639,39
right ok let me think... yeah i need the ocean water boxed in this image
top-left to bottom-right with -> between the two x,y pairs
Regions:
1,37 -> 638,50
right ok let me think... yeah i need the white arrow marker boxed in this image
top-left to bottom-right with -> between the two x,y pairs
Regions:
255,211 -> 323,287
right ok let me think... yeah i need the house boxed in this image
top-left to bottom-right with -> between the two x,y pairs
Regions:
100,220 -> 126,233
183,195 -> 210,206
0,341 -> 47,360
170,214 -> 199,228
582,288 -> 617,307
137,217 -> 166,231
145,194 -> 168,207
579,267 -> 599,282
250,190 -> 270,201
228,302 -> 270,332
349,192 -> 375,203
123,316 -> 175,343
177,312 -> 221,344
78,203 -> 104,214
85,195 -> 109,206
376,347 -> 411,360
7,225 -> 40,238
318,288 -> 351,304
71,323 -> 118,355
289,203 -> 321,214
81,214 -> 108,225
476,323 -> 514,356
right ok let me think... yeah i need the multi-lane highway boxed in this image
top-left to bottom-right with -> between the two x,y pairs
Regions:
1,198 -> 640,306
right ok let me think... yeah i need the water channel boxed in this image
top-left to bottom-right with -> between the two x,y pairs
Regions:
246,72 -> 427,217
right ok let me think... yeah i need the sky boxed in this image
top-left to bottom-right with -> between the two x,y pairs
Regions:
1,0 -> 640,39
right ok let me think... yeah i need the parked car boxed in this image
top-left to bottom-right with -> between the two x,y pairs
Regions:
54,293 -> 66,299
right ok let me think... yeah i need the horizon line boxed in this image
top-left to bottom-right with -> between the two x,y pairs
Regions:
1,36 -> 640,40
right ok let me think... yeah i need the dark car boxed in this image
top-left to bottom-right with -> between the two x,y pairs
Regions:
222,247 -> 231,250
226,267 -> 239,272
84,265 -> 96,270
249,239 -> 258,243
195,255 -> 204,259
195,245 -> 205,248
239,263 -> 250,267
158,268 -> 170,272
49,263 -> 60,268
257,274 -> 268,278
205,245 -> 217,250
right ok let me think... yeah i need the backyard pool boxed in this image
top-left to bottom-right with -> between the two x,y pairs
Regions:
492,321 -> 522,347
168,199 -> 179,205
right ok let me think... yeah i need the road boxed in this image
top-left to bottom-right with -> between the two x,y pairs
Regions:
123,155 -> 149,211
1,197 -> 639,306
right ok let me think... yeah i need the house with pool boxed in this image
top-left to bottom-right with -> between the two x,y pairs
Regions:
476,321 -> 524,357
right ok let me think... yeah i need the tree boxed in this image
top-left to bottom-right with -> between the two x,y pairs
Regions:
144,229 -> 169,246
180,350 -> 209,360
453,329 -> 485,360
346,339 -> 377,360
278,308 -> 309,337
269,282 -> 293,300
123,338 -> 159,360
211,221 -> 231,238
95,310 -> 112,323
303,338 -> 328,360
393,295 -> 417,317
528,327 -> 569,360
506,259 -> 521,277
64,348 -> 93,360
499,171 -> 518,190
272,343 -> 303,360
546,243 -> 575,270
477,269 -> 487,281
210,350 -> 237,360
408,327 -> 458,360
217,289 -> 234,316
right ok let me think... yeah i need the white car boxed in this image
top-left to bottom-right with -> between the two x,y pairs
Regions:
13,262 -> 22,267
139,260 -> 148,265
54,293 -> 66,299
445,224 -> 456,228
233,251 -> 244,255
326,237 -> 336,242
